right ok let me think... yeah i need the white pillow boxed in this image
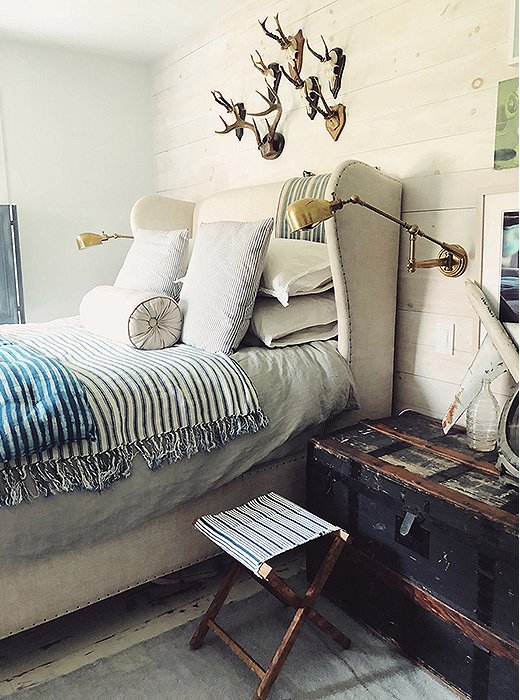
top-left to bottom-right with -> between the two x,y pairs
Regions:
80,285 -> 183,350
180,219 -> 273,354
246,292 -> 338,348
114,228 -> 190,301
259,238 -> 333,307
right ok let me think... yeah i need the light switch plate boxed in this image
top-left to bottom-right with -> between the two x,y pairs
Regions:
435,322 -> 455,355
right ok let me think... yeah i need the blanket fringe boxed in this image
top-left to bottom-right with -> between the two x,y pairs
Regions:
0,409 -> 268,507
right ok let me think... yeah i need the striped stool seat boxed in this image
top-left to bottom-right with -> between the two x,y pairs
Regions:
193,492 -> 338,578
190,493 -> 351,700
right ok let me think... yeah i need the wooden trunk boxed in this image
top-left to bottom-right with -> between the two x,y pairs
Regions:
306,411 -> 519,700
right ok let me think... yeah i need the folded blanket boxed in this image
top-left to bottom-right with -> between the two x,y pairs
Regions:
0,339 -> 96,463
0,318 -> 268,507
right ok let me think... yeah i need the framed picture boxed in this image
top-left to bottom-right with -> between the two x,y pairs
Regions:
509,0 -> 519,65
494,77 -> 519,169
481,190 -> 519,330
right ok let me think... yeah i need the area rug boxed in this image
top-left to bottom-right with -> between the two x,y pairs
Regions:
11,574 -> 457,699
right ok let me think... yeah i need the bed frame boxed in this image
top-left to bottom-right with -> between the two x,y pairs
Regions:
1,160 -> 401,639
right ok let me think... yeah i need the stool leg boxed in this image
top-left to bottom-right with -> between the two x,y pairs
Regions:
190,562 -> 241,650
253,531 -> 347,700
259,572 -> 351,650
253,607 -> 307,700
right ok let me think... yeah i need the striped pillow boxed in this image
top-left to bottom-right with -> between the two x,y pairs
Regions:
180,219 -> 273,354
275,173 -> 331,243
114,228 -> 190,301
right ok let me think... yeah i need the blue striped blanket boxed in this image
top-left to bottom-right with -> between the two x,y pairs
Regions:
0,318 -> 267,507
0,339 -> 96,462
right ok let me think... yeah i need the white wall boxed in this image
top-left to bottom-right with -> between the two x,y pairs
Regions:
151,0 -> 518,418
0,38 -> 155,322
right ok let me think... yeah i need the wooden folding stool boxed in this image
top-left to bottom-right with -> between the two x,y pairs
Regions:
190,492 -> 351,700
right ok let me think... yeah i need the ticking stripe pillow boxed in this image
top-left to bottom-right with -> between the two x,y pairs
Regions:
114,228 -> 190,301
274,173 -> 331,242
179,219 -> 273,354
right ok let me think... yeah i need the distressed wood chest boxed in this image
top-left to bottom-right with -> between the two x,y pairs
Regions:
307,411 -> 519,700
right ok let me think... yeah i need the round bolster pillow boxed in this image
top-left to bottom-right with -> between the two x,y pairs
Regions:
80,285 -> 183,350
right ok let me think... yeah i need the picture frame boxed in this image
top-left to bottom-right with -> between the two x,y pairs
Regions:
481,190 -> 519,334
509,0 -> 519,65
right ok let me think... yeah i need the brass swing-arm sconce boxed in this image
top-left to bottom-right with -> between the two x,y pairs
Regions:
76,232 -> 133,250
286,193 -> 468,277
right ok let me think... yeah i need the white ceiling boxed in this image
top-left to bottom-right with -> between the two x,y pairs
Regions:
0,0 -> 241,61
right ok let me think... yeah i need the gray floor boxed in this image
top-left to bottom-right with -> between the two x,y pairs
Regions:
5,572 -> 460,700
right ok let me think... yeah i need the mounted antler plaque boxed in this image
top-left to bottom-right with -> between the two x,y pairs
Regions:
211,83 -> 285,160
306,35 -> 347,99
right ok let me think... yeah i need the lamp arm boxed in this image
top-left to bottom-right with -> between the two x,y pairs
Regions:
75,231 -> 134,250
347,195 -> 450,250
344,194 -> 467,278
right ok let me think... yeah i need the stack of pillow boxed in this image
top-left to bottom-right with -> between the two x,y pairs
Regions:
80,218 -> 337,353
250,237 -> 337,348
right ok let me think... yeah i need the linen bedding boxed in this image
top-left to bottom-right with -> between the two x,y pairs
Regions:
0,338 -> 357,561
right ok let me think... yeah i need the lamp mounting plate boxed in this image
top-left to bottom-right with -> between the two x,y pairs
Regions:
438,244 -> 468,278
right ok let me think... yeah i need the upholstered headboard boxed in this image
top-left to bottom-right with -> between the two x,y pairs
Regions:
130,160 -> 402,419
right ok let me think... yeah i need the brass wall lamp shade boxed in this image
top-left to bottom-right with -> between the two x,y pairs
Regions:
286,194 -> 468,277
76,232 -> 133,250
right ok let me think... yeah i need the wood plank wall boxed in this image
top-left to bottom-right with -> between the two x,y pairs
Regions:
152,0 -> 518,419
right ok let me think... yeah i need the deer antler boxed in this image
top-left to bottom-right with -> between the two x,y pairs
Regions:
215,106 -> 262,147
251,51 -> 282,93
273,13 -> 291,48
259,13 -> 292,49
306,35 -> 331,62
212,91 -> 258,144
211,89 -> 234,112
248,83 -> 282,135
246,82 -> 285,159
259,15 -> 304,59
251,50 -> 269,74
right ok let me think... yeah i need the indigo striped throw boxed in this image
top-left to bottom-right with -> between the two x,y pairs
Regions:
194,492 -> 338,576
180,219 -> 273,354
0,318 -> 267,507
0,339 -> 96,463
275,173 -> 331,243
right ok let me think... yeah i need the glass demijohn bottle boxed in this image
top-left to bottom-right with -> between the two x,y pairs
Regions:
466,378 -> 500,452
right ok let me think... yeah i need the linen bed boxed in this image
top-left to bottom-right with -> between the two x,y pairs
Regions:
2,336 -> 355,561
0,160 -> 402,639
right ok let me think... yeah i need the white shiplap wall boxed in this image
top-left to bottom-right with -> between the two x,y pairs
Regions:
152,0 -> 518,418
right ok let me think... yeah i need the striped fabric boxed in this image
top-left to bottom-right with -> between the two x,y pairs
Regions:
0,318 -> 267,507
180,218 -> 273,354
115,228 -> 190,301
194,492 -> 338,577
0,338 -> 96,463
275,173 -> 331,243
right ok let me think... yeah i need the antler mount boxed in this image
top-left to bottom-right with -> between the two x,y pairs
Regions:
211,84 -> 285,160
